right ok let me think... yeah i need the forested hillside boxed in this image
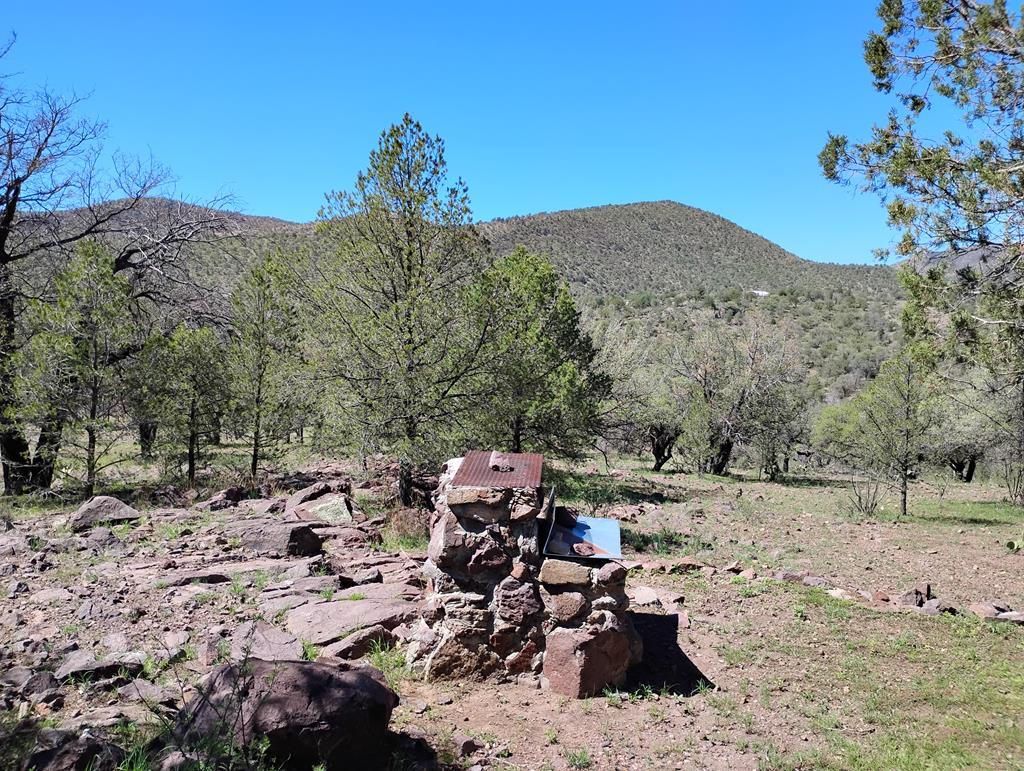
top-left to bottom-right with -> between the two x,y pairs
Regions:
479,201 -> 903,395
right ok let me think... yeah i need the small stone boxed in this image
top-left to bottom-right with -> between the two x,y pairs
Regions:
436,694 -> 454,705
626,586 -> 661,606
452,732 -> 482,757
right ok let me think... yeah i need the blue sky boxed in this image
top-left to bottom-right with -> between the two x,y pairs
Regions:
6,2 -> 905,264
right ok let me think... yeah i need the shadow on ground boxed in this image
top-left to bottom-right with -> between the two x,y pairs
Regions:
625,612 -> 713,696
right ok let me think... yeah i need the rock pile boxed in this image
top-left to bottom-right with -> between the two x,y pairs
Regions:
407,453 -> 641,697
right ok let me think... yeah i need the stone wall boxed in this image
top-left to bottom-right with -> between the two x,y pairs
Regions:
406,456 -> 641,697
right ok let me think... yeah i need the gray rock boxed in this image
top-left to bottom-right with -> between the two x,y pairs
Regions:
229,620 -> 303,661
68,496 -> 141,532
321,624 -> 396,659
286,585 -> 419,646
19,730 -> 124,771
54,649 -> 147,681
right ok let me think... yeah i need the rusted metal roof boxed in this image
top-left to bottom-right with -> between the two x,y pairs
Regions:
450,450 -> 543,489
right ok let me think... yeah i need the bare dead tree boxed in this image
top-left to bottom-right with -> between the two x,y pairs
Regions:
0,37 -> 232,493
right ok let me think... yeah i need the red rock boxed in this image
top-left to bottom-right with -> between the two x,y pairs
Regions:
872,590 -> 890,603
543,624 -> 631,698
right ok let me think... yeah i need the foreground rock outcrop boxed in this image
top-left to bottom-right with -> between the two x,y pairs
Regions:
173,658 -> 399,769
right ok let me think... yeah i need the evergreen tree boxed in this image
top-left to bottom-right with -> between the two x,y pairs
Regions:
299,114 -> 494,504
475,247 -> 611,456
228,252 -> 300,478
15,241 -> 135,495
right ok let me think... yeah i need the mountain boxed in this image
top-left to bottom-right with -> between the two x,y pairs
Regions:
477,202 -> 903,393
480,200 -> 897,300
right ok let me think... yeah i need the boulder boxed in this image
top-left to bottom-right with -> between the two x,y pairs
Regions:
543,590 -> 589,623
493,576 -> 543,625
286,585 -> 419,646
68,496 -> 141,532
321,625 -> 397,659
285,482 -> 332,512
543,623 -> 631,698
444,486 -> 513,523
919,598 -> 957,616
238,521 -> 323,557
54,649 -> 146,681
173,658 -> 398,769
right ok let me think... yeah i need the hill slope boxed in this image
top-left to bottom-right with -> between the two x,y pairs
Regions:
480,201 -> 898,299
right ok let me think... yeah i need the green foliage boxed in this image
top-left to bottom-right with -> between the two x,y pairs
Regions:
15,241 -> 138,493
297,114 -> 493,501
367,640 -> 409,689
473,246 -> 611,457
160,325 -> 231,485
227,251 -> 303,477
814,354 -> 937,517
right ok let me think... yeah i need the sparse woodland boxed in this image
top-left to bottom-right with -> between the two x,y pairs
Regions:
3,3 -> 1024,770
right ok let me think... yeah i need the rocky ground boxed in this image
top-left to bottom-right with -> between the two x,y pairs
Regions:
2,460 -> 1023,769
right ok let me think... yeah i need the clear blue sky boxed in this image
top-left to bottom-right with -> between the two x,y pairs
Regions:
6,2 -> 904,264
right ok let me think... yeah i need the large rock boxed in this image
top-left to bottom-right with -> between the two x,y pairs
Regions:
286,584 -> 420,646
229,620 -> 303,661
68,497 -> 141,532
321,625 -> 397,659
233,521 -> 323,557
173,658 -> 398,769
19,731 -> 124,771
54,649 -> 147,681
444,486 -> 513,523
285,482 -> 332,512
543,620 -> 632,698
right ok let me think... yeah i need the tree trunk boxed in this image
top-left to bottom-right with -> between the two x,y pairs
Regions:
85,374 -> 99,497
187,399 -> 198,486
709,438 -> 734,476
0,262 -> 32,495
649,425 -> 677,472
139,422 -> 157,459
963,457 -> 976,483
250,405 -> 261,479
210,411 -> 222,446
398,457 -> 414,507
29,415 -> 64,491
900,472 -> 908,520
511,415 -> 524,454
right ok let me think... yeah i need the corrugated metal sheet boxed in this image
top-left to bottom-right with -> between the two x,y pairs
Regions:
450,450 -> 543,489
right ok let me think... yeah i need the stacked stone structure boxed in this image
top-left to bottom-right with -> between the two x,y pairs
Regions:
406,452 -> 641,697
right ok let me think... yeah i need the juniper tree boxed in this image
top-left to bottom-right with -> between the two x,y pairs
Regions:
474,247 -> 611,456
162,326 -> 230,486
15,241 -> 136,495
814,354 -> 936,519
228,252 -> 300,478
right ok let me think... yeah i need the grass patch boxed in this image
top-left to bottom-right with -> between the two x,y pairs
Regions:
621,525 -> 712,555
368,641 -> 409,689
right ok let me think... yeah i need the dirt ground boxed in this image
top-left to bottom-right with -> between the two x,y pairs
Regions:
2,460 -> 1022,770
391,464 -> 1024,770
